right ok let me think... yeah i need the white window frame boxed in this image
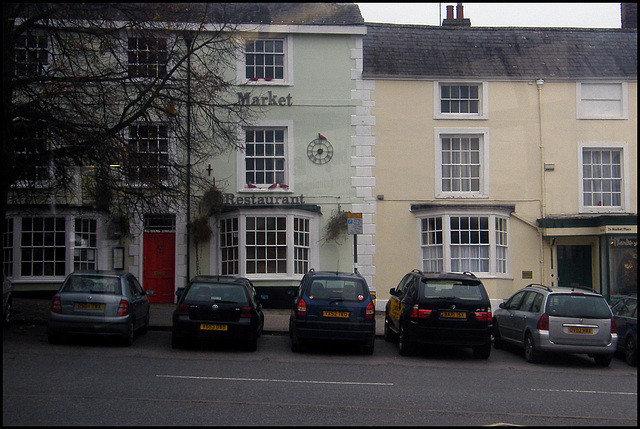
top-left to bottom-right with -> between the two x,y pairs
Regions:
217,209 -> 319,280
434,81 -> 488,120
578,142 -> 630,213
125,121 -> 176,187
14,32 -> 49,77
435,127 -> 490,199
126,36 -> 169,79
415,208 -> 511,278
576,82 -> 628,120
237,121 -> 294,192
237,34 -> 294,86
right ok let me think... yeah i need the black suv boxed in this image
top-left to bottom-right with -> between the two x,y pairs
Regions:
289,269 -> 376,354
172,275 -> 264,351
385,270 -> 492,358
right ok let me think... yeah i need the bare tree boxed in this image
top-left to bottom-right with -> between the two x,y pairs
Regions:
2,3 -> 261,235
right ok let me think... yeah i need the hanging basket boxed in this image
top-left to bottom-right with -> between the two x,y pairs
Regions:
322,210 -> 349,244
189,216 -> 212,244
199,186 -> 225,216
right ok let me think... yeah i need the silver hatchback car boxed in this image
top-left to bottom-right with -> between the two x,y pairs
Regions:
48,271 -> 150,346
493,284 -> 617,366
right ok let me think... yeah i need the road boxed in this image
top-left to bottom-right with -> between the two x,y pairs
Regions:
3,325 -> 637,426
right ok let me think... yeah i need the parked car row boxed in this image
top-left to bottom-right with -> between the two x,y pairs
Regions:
33,270 -> 636,367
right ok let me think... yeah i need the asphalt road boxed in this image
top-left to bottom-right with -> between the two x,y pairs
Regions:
3,325 -> 637,426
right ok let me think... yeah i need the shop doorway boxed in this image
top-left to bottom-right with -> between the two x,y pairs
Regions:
557,245 -> 593,290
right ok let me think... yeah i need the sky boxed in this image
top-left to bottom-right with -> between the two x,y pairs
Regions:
356,3 -> 623,28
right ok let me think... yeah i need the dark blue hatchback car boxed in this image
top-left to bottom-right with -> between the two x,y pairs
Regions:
289,269 -> 376,354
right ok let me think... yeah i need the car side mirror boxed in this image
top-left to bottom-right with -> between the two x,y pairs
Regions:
389,288 -> 397,296
176,288 -> 184,298
145,290 -> 154,295
499,302 -> 506,309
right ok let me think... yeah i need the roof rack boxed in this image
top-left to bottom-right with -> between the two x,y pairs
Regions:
526,283 -> 552,292
571,285 -> 596,293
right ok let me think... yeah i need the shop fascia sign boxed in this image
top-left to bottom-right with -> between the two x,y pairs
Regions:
224,193 -> 305,206
237,91 -> 293,107
598,225 -> 637,234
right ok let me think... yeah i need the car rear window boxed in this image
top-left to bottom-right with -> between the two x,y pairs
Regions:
61,276 -> 122,295
185,282 -> 248,303
420,280 -> 484,300
306,278 -> 368,301
546,294 -> 612,319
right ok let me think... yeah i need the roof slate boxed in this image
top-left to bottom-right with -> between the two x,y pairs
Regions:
363,23 -> 637,80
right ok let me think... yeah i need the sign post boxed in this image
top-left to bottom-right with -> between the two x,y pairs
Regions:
347,213 -> 363,273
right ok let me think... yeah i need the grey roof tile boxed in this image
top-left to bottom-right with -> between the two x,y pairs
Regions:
363,23 -> 637,80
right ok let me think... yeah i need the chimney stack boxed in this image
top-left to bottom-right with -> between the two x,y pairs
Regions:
442,3 -> 471,27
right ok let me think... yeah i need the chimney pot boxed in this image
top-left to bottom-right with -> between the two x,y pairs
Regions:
446,5 -> 454,20
456,3 -> 464,20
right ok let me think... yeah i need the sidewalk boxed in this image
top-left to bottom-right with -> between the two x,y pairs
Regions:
10,296 -> 386,337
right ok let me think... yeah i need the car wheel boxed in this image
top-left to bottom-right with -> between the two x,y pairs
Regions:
47,330 -> 62,344
122,319 -> 134,346
139,312 -> 150,335
245,337 -> 258,352
594,354 -> 613,367
257,314 -> 264,338
384,314 -> 397,342
398,321 -> 413,356
473,342 -> 491,359
524,333 -> 539,363
493,321 -> 503,349
625,336 -> 637,367
3,298 -> 11,325
171,332 -> 186,349
291,330 -> 303,353
362,335 -> 375,355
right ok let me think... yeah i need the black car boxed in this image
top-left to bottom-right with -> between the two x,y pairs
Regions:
171,275 -> 264,351
611,296 -> 637,366
289,269 -> 376,354
385,270 -> 492,358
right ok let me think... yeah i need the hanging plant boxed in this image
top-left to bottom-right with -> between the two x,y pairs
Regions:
189,216 -> 212,244
199,186 -> 225,216
108,213 -> 130,239
322,210 -> 349,244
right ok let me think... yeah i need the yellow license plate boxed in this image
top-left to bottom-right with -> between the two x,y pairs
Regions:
74,303 -> 104,311
441,311 -> 466,319
323,311 -> 350,318
200,323 -> 228,331
568,327 -> 593,334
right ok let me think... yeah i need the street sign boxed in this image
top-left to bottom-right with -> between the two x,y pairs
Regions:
347,212 -> 363,235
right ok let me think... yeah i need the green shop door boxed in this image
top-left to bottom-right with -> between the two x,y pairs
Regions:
557,245 -> 593,290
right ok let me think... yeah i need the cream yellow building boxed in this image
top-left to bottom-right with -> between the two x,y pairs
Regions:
363,17 -> 637,307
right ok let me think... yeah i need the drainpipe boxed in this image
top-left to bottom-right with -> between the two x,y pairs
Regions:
536,78 -> 546,284
185,34 -> 194,283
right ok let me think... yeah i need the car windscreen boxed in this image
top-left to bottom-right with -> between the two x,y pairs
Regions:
420,280 -> 483,300
546,294 -> 612,319
306,278 -> 368,302
184,282 -> 248,303
61,276 -> 122,295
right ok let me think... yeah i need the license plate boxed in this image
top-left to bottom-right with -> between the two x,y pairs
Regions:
568,327 -> 593,334
74,303 -> 104,311
323,310 -> 349,318
200,323 -> 228,331
441,311 -> 466,319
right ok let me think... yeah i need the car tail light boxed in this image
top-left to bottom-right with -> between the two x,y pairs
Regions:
240,306 -> 253,318
117,299 -> 129,317
474,311 -> 492,322
177,304 -> 189,316
409,304 -> 432,319
296,298 -> 307,316
610,318 -> 617,334
51,296 -> 61,314
536,313 -> 549,330
365,301 -> 375,319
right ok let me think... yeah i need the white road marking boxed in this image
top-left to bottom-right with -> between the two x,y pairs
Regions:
532,388 -> 637,396
157,374 -> 393,386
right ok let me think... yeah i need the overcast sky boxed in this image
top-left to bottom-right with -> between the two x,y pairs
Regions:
356,3 -> 623,28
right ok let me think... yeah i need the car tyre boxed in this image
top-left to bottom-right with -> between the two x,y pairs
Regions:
473,342 -> 491,359
384,314 -> 397,342
493,321 -> 504,349
3,297 -> 11,325
625,336 -> 637,367
171,332 -> 187,349
122,318 -> 134,347
398,321 -> 414,356
291,330 -> 303,353
594,353 -> 613,367
362,335 -> 375,355
524,333 -> 539,363
245,337 -> 258,352
139,311 -> 150,335
47,330 -> 62,344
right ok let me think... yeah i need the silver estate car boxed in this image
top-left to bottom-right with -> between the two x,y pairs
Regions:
493,284 -> 617,366
48,271 -> 150,346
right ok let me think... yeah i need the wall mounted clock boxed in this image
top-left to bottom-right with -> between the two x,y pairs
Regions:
307,134 -> 333,165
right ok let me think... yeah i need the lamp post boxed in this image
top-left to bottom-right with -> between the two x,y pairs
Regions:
184,33 -> 194,283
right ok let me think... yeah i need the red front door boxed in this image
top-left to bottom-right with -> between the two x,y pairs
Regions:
143,232 -> 176,304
